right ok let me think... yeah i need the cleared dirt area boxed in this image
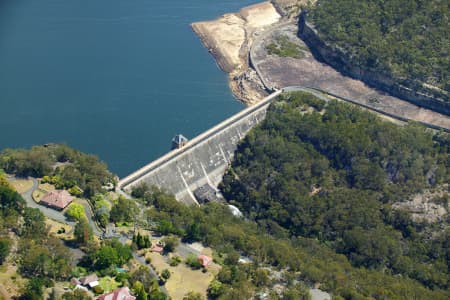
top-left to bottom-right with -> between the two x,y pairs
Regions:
251,24 -> 450,129
191,2 -> 280,73
45,219 -> 74,240
8,178 -> 33,194
38,182 -> 56,192
0,252 -> 26,300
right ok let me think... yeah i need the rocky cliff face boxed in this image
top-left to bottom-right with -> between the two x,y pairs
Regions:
298,12 -> 450,116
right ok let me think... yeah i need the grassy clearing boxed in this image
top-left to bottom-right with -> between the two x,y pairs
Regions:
32,189 -> 47,203
32,182 -> 56,202
38,182 -> 56,192
45,219 -> 74,240
266,35 -> 307,59
147,252 -> 220,300
8,178 -> 33,194
0,263 -> 26,299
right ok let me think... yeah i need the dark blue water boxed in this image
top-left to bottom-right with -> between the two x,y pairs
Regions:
0,0 -> 258,176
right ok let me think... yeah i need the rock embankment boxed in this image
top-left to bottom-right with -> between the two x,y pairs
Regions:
191,1 -> 282,104
298,12 -> 450,115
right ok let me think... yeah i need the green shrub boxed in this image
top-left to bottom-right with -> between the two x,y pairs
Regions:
185,254 -> 202,270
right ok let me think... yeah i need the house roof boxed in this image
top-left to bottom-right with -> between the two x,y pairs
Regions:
98,287 -> 136,300
40,190 -> 73,209
80,274 -> 99,286
151,245 -> 164,253
198,255 -> 212,267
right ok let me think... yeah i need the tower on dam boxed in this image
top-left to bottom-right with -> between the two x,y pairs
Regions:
171,134 -> 189,150
118,90 -> 283,205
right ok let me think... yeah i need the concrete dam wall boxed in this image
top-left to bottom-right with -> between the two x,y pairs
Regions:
118,90 -> 282,204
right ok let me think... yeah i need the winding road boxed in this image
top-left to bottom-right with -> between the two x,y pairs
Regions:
19,177 -> 103,235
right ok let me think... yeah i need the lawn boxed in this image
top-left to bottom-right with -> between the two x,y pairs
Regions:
98,276 -> 120,293
8,178 -> 33,194
32,189 -> 47,203
147,252 -> 220,300
45,219 -> 74,240
38,182 -> 56,192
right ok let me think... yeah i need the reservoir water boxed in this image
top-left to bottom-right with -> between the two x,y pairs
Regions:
0,0 -> 258,176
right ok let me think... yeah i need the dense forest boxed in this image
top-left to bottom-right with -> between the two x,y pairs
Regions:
307,0 -> 449,99
0,144 -> 115,199
135,185 -> 448,299
217,92 -> 449,297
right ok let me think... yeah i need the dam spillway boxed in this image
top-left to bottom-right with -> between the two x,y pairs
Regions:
118,90 -> 282,204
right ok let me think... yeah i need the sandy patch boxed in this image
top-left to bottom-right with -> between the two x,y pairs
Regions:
0,264 -> 26,299
38,183 -> 56,192
192,14 -> 245,73
191,1 -> 281,74
8,178 -> 33,194
32,189 -> 47,203
241,2 -> 281,29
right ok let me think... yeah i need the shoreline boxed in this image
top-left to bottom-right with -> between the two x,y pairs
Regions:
190,1 -> 283,105
190,1 -> 449,130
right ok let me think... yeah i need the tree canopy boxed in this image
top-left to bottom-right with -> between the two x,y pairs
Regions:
308,0 -> 449,102
220,92 -> 449,294
0,144 -> 115,198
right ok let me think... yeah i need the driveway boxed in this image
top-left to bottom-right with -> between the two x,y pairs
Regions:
20,177 -> 75,225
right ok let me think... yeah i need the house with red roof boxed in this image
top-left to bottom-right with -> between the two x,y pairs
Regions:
151,245 -> 164,254
97,287 -> 136,300
40,190 -> 73,210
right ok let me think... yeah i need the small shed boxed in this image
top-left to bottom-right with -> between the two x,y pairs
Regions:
151,245 -> 164,254
198,254 -> 212,268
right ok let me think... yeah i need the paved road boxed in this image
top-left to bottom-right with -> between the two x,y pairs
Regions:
175,242 -> 201,259
78,199 -> 103,236
19,177 -> 103,236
